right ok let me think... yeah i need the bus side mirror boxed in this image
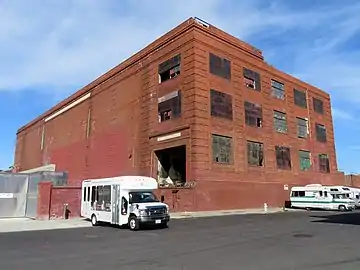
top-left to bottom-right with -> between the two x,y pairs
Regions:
161,195 -> 165,203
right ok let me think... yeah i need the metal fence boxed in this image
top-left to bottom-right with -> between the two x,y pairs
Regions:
0,171 -> 67,219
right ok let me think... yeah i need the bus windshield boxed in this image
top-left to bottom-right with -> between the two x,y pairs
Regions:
129,191 -> 159,204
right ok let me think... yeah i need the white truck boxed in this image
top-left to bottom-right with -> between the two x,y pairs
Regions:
81,176 -> 170,231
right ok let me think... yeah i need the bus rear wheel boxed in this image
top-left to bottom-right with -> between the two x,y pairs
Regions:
338,205 -> 346,211
91,214 -> 98,226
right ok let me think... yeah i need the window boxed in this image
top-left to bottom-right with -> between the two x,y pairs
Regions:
275,146 -> 291,170
91,186 -> 97,206
212,134 -> 233,164
313,97 -> 324,114
158,54 -> 181,83
244,101 -> 262,127
158,90 -> 181,122
92,185 -> 111,212
209,53 -> 231,80
297,117 -> 308,138
271,80 -> 285,100
291,191 -> 305,197
319,154 -> 330,173
243,68 -> 261,91
83,187 -> 86,202
247,141 -> 264,167
273,111 -> 287,133
210,89 -> 233,120
121,196 -> 128,215
315,123 -> 327,142
294,89 -> 307,108
299,150 -> 311,171
87,186 -> 90,202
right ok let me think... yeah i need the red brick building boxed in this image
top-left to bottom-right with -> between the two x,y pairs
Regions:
14,17 -> 343,212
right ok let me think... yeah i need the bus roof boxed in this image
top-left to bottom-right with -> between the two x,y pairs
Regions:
82,176 -> 158,190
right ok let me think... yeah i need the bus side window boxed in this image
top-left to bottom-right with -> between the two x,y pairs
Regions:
87,187 -> 91,202
83,187 -> 86,202
121,197 -> 128,215
91,186 -> 97,206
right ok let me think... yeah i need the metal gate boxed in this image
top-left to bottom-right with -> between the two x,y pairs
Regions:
0,171 -> 68,219
0,173 -> 29,218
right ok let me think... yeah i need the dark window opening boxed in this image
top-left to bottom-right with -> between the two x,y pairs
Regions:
212,134 -> 233,164
90,185 -> 111,212
121,196 -> 128,215
210,89 -> 233,120
315,123 -> 327,142
273,111 -> 287,133
243,68 -> 261,91
319,154 -> 330,173
271,80 -> 285,100
158,54 -> 181,83
294,89 -> 307,108
158,90 -> 181,122
275,146 -> 291,170
244,101 -> 262,127
313,97 -> 324,114
247,141 -> 264,167
299,150 -> 311,171
83,187 -> 86,202
292,191 -> 306,197
297,117 -> 308,138
87,186 -> 90,202
91,186 -> 97,206
209,53 -> 231,80
155,145 -> 186,188
129,191 -> 159,204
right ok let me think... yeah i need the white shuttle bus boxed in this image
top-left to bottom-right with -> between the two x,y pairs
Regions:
81,176 -> 170,231
290,184 -> 355,211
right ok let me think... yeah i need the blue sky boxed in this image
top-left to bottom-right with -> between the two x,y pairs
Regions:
0,0 -> 359,173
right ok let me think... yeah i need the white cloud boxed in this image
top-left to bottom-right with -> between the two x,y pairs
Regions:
332,107 -> 354,120
0,0 -> 359,104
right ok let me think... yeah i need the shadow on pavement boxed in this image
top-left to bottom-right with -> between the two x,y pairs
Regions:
310,212 -> 360,225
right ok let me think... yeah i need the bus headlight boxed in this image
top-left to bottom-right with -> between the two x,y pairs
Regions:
139,209 -> 148,216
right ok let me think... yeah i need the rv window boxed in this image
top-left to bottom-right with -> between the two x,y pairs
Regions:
121,197 -> 128,215
83,187 -> 86,202
87,187 -> 90,201
319,191 -> 323,196
299,191 -> 305,197
356,195 -> 359,199
324,191 -> 328,197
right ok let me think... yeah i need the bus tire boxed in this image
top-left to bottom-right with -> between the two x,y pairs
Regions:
128,216 -> 140,231
339,205 -> 346,211
91,214 -> 98,226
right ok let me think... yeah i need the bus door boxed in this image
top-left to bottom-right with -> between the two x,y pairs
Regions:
111,184 -> 121,225
81,183 -> 91,217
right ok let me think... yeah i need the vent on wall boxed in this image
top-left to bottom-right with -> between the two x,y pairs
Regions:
193,17 -> 210,28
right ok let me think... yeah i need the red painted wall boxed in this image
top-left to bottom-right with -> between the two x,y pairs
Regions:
50,186 -> 81,219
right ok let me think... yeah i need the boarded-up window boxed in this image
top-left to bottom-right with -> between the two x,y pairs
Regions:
209,53 -> 231,80
294,89 -> 307,108
247,141 -> 264,166
158,90 -> 181,122
297,117 -> 308,138
273,111 -> 287,133
158,54 -> 181,83
319,154 -> 330,173
243,68 -> 261,91
275,146 -> 291,170
313,98 -> 324,114
244,101 -> 262,127
210,89 -> 233,120
271,80 -> 285,100
299,150 -> 311,171
315,123 -> 327,142
212,134 -> 232,164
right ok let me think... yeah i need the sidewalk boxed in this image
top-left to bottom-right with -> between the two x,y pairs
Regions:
0,207 -> 296,233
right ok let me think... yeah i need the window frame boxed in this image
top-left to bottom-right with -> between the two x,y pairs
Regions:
313,97 -> 324,114
212,134 -> 233,165
243,67 -> 261,91
209,53 -> 231,80
273,110 -> 287,133
293,89 -> 307,108
299,150 -> 311,171
296,117 -> 308,138
210,89 -> 233,120
158,54 -> 181,83
319,154 -> 330,173
271,79 -> 285,100
157,90 -> 181,123
244,101 -> 262,128
315,123 -> 327,142
247,141 -> 264,167
275,146 -> 292,170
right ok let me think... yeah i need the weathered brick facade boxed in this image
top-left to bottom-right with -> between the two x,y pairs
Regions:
15,18 -> 343,212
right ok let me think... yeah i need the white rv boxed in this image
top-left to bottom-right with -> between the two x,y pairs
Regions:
81,176 -> 170,231
329,186 -> 360,208
290,184 -> 355,211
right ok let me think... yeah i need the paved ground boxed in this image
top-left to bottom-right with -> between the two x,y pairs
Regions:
1,211 -> 360,269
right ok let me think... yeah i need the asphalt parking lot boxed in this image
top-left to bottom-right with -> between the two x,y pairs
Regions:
1,211 -> 360,270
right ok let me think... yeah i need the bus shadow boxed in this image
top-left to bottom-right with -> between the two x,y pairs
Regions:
310,211 -> 360,225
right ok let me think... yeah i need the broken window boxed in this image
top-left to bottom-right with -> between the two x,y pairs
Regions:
275,146 -> 291,170
244,101 -> 262,127
247,141 -> 264,167
209,53 -> 231,80
271,80 -> 285,100
212,134 -> 233,164
273,110 -> 287,133
315,123 -> 327,142
299,150 -> 311,171
294,89 -> 307,108
158,54 -> 181,83
297,117 -> 308,138
243,68 -> 261,91
313,97 -> 324,114
155,145 -> 186,187
210,89 -> 233,120
158,90 -> 181,122
318,154 -> 330,173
